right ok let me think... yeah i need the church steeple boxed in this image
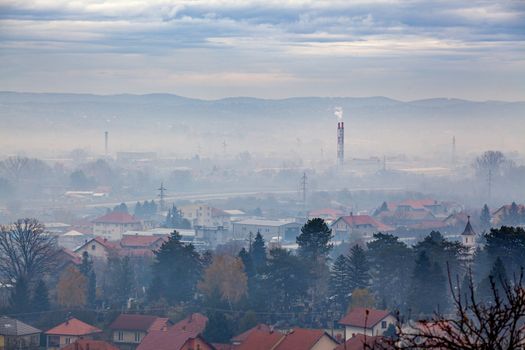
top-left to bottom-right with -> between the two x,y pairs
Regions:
462,215 -> 476,236
461,215 -> 476,251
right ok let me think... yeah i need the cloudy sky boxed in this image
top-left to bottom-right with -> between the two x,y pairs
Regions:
0,0 -> 524,100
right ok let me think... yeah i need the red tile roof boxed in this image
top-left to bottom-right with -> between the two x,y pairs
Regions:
398,199 -> 439,210
339,215 -> 394,232
232,324 -> 272,343
339,308 -> 392,329
309,208 -> 345,219
136,330 -> 211,350
109,314 -> 170,332
93,212 -> 140,224
46,318 -> 102,336
58,248 -> 82,265
235,330 -> 284,350
170,313 -> 208,334
61,340 -> 119,350
274,328 -> 336,350
120,235 -> 166,248
336,334 -> 393,350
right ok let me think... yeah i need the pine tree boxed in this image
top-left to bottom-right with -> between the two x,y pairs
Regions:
134,201 -> 143,217
297,218 -> 333,261
330,254 -> 350,310
347,244 -> 370,291
203,312 -> 234,343
478,257 -> 508,302
79,252 -> 96,307
32,279 -> 50,312
409,251 -> 438,316
480,204 -> 491,230
251,232 -> 267,271
10,277 -> 29,313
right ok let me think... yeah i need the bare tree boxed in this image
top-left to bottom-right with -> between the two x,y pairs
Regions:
0,218 -> 58,285
396,268 -> 525,349
474,151 -> 506,200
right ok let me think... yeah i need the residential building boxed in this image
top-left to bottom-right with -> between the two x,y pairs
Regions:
136,330 -> 215,350
170,313 -> 208,334
335,334 -> 393,350
231,324 -> 271,345
0,316 -> 41,350
331,215 -> 394,241
74,237 -> 119,262
180,204 -> 214,228
339,308 -> 396,339
46,318 -> 102,350
92,212 -> 142,241
61,340 -> 119,350
109,314 -> 172,350
58,230 -> 92,250
235,328 -> 338,350
308,208 -> 346,223
232,219 -> 302,242
492,203 -> 525,226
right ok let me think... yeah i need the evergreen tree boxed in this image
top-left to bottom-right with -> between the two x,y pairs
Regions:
297,218 -> 333,261
79,252 -> 96,307
251,232 -> 267,271
409,251 -> 447,316
150,231 -> 202,303
477,257 -> 509,302
238,248 -> 255,279
113,202 -> 129,213
10,277 -> 29,313
329,254 -> 350,310
164,205 -> 191,229
347,244 -> 370,291
480,204 -> 491,230
79,251 -> 93,276
134,201 -> 143,217
506,202 -> 520,226
203,312 -> 234,343
31,279 -> 50,312
484,226 -> 525,277
367,233 -> 413,310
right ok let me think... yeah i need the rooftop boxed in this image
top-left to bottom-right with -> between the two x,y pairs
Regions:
0,316 -> 41,336
233,219 -> 299,227
109,314 -> 170,332
46,318 -> 101,336
93,212 -> 141,224
339,307 -> 392,328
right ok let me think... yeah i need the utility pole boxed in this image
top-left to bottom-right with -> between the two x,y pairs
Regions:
158,182 -> 167,211
301,172 -> 307,216
222,140 -> 227,156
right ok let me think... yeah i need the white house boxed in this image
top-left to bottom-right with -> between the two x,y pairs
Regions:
92,212 -> 142,240
232,219 -> 302,241
331,214 -> 394,241
339,307 -> 396,340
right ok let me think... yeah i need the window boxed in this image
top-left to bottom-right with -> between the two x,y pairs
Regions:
381,321 -> 387,329
118,331 -> 124,341
65,337 -> 71,344
91,244 -> 96,250
134,332 -> 141,342
48,336 -> 60,347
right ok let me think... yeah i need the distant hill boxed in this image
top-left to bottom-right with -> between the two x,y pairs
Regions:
1,92 -> 524,157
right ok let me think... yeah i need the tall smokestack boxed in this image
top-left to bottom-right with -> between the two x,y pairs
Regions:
337,122 -> 344,167
104,131 -> 108,157
335,106 -> 344,167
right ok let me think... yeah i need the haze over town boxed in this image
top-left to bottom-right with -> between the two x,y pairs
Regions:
0,1 -> 525,350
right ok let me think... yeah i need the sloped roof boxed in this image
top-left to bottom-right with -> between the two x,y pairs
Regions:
235,330 -> 284,350
61,340 -> 119,350
232,324 -> 272,343
339,308 -> 392,328
461,216 -> 476,236
274,328 -> 336,350
309,208 -> 345,218
170,313 -> 208,334
136,330 -> 208,350
338,215 -> 394,232
93,212 -> 140,224
75,237 -> 119,253
57,248 -> 82,265
336,334 -> 393,350
46,318 -> 101,336
109,314 -> 170,332
120,235 -> 166,248
0,316 -> 41,336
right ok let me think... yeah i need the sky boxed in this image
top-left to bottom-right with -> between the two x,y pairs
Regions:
0,0 -> 524,100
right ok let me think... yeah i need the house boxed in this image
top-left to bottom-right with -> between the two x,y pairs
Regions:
74,237 -> 119,262
58,230 -> 92,250
332,215 -> 394,241
232,219 -> 302,242
92,212 -> 142,241
109,314 -> 172,350
180,204 -> 214,228
335,334 -> 393,350
308,208 -> 346,223
61,339 -> 119,350
46,318 -> 102,350
235,328 -> 338,350
119,234 -> 167,257
231,324 -> 271,345
211,208 -> 232,230
273,328 -> 339,350
136,329 -> 215,350
170,313 -> 208,334
492,203 -> 525,226
0,316 -> 41,350
339,308 -> 396,340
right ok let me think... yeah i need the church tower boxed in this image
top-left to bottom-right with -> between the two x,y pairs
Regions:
461,215 -> 477,253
